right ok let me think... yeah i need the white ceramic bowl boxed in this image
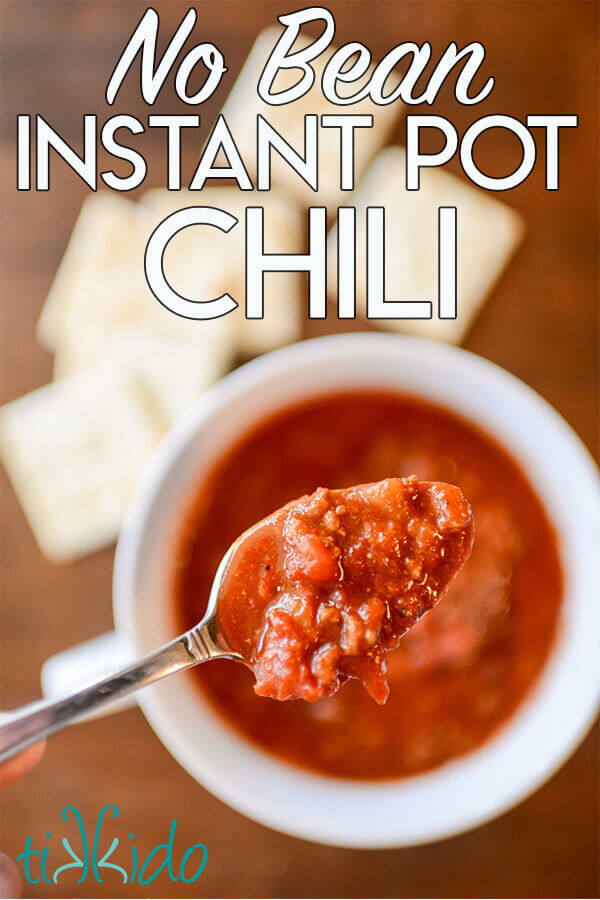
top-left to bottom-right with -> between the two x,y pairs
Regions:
106,334 -> 600,847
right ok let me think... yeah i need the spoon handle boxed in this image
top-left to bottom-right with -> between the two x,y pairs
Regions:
0,625 -> 223,763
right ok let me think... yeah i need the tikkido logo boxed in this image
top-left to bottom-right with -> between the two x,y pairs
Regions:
15,805 -> 207,886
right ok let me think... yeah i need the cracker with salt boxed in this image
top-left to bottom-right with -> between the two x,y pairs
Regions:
327,147 -> 525,343
219,27 -> 401,211
140,186 -> 305,354
0,361 -> 164,561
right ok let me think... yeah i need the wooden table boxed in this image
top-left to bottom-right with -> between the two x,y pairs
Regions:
1,2 -> 598,896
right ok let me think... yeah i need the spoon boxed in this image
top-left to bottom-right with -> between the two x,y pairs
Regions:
0,539 -> 243,765
0,477 -> 473,763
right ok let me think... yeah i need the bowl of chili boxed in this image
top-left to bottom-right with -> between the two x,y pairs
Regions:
101,334 -> 600,846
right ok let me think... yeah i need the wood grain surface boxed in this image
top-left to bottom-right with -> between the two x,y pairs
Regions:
1,2 -> 598,897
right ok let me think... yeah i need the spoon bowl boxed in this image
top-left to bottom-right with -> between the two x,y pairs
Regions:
0,475 -> 472,763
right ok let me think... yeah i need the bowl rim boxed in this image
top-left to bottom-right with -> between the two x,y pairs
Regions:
113,333 -> 600,848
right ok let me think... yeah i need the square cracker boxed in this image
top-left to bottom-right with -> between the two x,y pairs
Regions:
38,192 -> 235,351
219,27 -> 401,211
140,186 -> 305,355
53,325 -> 232,428
0,361 -> 164,561
327,147 -> 525,343
40,192 -> 236,423
37,193 -> 148,351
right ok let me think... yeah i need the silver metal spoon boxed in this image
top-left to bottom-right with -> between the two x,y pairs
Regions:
0,539 -> 245,764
